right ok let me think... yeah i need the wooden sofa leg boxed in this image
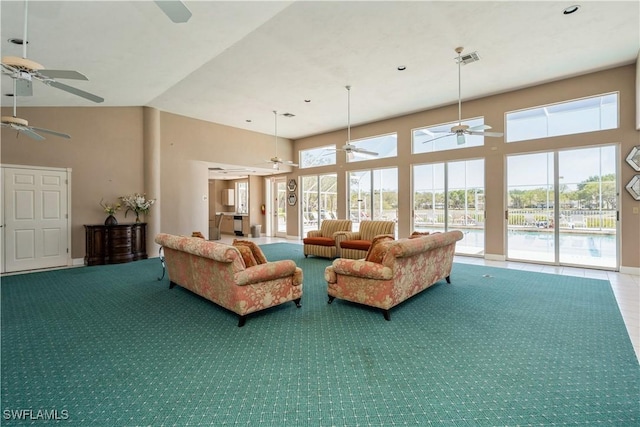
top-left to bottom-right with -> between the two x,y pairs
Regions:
327,295 -> 335,304
446,275 -> 451,284
169,281 -> 177,289
293,298 -> 302,308
238,316 -> 246,327
383,310 -> 391,321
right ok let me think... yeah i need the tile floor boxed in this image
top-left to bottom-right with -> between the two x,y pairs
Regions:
222,235 -> 640,363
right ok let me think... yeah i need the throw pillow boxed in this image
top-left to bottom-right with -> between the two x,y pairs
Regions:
365,234 -> 394,264
234,244 -> 258,268
233,239 -> 268,264
409,231 -> 430,239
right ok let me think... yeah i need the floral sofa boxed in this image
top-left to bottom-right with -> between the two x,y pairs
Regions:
155,233 -> 303,327
325,230 -> 463,320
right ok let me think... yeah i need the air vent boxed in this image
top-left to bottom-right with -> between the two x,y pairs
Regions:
456,51 -> 480,65
282,113 -> 295,118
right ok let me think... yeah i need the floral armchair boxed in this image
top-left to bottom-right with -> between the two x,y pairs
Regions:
155,233 -> 303,327
325,230 -> 463,320
303,219 -> 353,259
337,220 -> 396,259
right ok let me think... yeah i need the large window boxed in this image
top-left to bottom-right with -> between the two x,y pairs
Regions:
348,168 -> 398,232
299,145 -> 336,168
412,117 -> 485,154
346,133 -> 397,163
506,93 -> 618,142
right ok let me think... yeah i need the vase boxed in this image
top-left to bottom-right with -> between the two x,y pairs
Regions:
135,213 -> 141,223
105,214 -> 118,226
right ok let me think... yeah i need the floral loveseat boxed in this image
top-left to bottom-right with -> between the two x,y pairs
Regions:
325,230 -> 463,320
155,233 -> 303,327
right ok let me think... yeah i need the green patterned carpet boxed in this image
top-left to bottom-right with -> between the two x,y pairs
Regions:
1,243 -> 638,426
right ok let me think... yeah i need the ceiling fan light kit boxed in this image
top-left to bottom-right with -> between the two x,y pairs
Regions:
265,110 -> 298,171
328,85 -> 379,159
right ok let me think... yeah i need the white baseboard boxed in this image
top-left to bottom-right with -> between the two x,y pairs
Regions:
72,258 -> 84,266
484,253 -> 506,261
620,266 -> 640,276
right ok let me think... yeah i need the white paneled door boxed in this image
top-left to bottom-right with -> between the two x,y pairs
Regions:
2,166 -> 71,273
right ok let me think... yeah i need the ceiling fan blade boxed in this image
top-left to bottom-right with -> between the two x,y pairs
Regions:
38,69 -> 88,80
456,133 -> 466,145
19,127 -> 46,141
30,126 -> 71,139
15,79 -> 33,96
284,161 -> 299,167
44,80 -> 104,103
482,131 -> 504,137
353,148 -> 378,157
154,0 -> 192,23
422,133 -> 453,143
467,124 -> 491,132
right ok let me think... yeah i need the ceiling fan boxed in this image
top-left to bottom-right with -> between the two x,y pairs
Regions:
154,1 -> 192,23
1,79 -> 70,141
265,110 -> 298,171
426,47 -> 503,145
1,0 -> 104,103
328,86 -> 378,159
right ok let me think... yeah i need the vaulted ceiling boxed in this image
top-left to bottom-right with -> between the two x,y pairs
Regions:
1,1 -> 638,141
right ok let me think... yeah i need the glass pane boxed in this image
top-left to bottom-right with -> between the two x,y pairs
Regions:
347,133 -> 397,163
300,145 -> 336,168
507,152 -> 555,263
235,181 -> 248,214
448,159 -> 485,255
372,168 -> 398,235
558,146 -> 617,268
413,117 -> 485,154
348,170 -> 371,232
318,174 -> 338,225
301,175 -> 319,235
276,181 -> 287,233
413,163 -> 446,233
506,93 -> 618,142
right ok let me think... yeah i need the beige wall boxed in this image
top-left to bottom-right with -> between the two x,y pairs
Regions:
2,65 -> 638,270
293,65 -> 640,270
1,107 -> 144,259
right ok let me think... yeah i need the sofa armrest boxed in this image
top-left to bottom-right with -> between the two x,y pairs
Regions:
333,232 -> 350,253
306,229 -> 322,238
339,231 -> 361,242
234,260 -> 300,286
331,258 -> 393,280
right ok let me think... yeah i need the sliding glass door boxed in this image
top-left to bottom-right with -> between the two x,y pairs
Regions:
506,145 -> 617,268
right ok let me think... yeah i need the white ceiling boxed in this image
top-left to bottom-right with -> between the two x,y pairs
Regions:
1,1 -> 639,142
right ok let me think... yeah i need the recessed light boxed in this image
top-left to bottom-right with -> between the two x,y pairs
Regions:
563,5 -> 580,14
282,113 -> 295,118
397,65 -> 407,71
304,99 -> 311,103
8,38 -> 25,45
245,119 -> 252,123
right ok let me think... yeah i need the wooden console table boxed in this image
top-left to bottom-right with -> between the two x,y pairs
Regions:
84,223 -> 148,266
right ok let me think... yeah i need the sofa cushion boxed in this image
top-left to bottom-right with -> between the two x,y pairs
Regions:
365,234 -> 395,263
233,239 -> 268,264
409,231 -> 430,239
340,239 -> 371,251
303,236 -> 336,247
